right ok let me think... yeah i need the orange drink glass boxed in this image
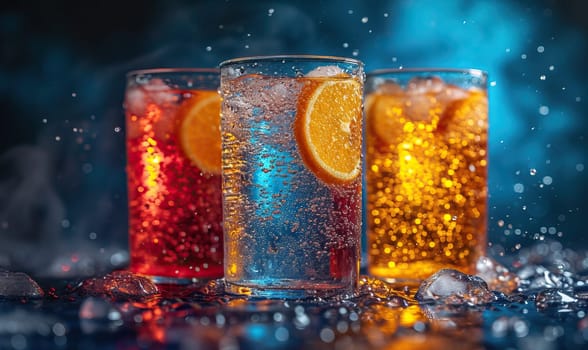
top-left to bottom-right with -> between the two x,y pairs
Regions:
365,69 -> 488,284
220,56 -> 364,298
124,69 -> 223,283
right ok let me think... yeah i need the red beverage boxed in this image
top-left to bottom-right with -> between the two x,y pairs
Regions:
124,69 -> 223,282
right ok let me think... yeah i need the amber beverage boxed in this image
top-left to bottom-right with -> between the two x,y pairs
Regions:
124,69 -> 223,283
365,69 -> 488,283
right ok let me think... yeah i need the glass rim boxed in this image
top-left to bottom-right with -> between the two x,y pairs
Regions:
367,67 -> 487,78
219,55 -> 364,68
126,67 -> 220,78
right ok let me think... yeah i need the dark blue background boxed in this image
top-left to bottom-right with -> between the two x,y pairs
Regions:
0,0 -> 586,276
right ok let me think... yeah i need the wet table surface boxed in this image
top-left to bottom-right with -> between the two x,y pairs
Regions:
1,243 -> 588,350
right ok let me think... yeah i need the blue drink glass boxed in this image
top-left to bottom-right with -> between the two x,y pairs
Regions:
220,55 -> 364,298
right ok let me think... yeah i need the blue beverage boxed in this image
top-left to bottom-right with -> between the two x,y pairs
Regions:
220,56 -> 364,298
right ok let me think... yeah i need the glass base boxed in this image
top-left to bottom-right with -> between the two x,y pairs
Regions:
129,265 -> 223,286
224,279 -> 355,300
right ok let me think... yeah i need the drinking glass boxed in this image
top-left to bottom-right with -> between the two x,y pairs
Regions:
220,55 -> 364,298
365,68 -> 488,284
124,68 -> 223,283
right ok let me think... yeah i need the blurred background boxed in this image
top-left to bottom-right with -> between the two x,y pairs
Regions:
0,0 -> 586,277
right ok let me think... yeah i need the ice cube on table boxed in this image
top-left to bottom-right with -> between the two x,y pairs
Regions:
517,264 -> 575,291
0,270 -> 44,298
78,270 -> 159,300
415,269 -> 497,305
535,288 -> 578,311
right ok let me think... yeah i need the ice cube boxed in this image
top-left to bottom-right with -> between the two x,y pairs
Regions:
415,269 -> 497,305
517,265 -> 575,291
124,85 -> 144,114
258,80 -> 298,108
78,270 -> 159,300
436,91 -> 487,136
535,288 -> 578,311
142,78 -> 170,92
404,93 -> 439,122
125,79 -> 179,115
374,81 -> 404,95
305,65 -> 344,77
0,270 -> 44,298
374,77 -> 443,122
435,83 -> 470,104
406,76 -> 445,95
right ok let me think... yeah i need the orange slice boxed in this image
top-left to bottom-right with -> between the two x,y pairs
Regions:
366,93 -> 407,145
295,77 -> 363,184
437,90 -> 488,137
178,91 -> 222,174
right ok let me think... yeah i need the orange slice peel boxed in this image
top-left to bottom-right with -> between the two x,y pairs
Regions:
295,77 -> 363,184
178,91 -> 222,174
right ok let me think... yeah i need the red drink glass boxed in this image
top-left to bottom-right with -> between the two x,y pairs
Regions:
124,68 -> 223,283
